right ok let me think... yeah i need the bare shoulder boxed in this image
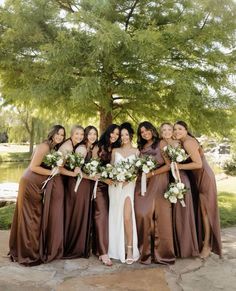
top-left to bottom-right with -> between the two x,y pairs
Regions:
36,142 -> 50,154
183,138 -> 199,151
160,139 -> 167,148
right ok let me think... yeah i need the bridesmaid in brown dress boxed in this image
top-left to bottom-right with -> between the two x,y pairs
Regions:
92,124 -> 120,266
63,126 -> 99,258
40,125 -> 82,263
9,125 -> 65,266
174,121 -> 222,258
160,123 -> 199,258
135,121 -> 175,265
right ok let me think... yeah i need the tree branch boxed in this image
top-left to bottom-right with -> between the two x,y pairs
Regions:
125,0 -> 139,31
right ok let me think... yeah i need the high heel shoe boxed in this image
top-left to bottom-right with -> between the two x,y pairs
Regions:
200,244 -> 212,259
99,254 -> 113,266
125,246 -> 134,265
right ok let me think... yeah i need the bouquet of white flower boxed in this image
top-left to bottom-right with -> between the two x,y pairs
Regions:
164,182 -> 187,207
163,145 -> 189,163
163,145 -> 189,181
83,158 -> 101,177
42,151 -> 64,189
134,155 -> 157,196
64,152 -> 85,170
135,155 -> 157,173
64,152 -> 85,192
83,158 -> 101,199
103,160 -> 137,183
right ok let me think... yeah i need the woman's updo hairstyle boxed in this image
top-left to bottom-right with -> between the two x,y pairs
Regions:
120,122 -> 134,140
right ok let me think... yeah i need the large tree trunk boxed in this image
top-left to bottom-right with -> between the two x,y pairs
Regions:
29,118 -> 35,154
99,110 -> 113,134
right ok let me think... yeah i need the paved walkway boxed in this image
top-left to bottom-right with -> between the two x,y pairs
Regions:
0,227 -> 235,291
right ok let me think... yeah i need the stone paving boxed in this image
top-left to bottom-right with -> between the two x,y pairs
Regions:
0,227 -> 235,291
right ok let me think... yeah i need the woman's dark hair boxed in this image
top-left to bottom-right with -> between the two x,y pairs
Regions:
46,124 -> 66,150
174,121 -> 200,144
137,121 -> 159,150
120,122 -> 134,141
83,125 -> 98,149
174,121 -> 195,138
98,124 -> 121,153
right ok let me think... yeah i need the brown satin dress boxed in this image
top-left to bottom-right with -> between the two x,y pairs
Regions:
92,148 -> 110,256
186,145 -> 222,257
40,174 -> 64,263
134,144 -> 175,265
172,170 -> 199,258
63,150 -> 93,259
9,169 -> 46,266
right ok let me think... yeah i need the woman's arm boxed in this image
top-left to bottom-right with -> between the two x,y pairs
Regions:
29,143 -> 52,176
177,139 -> 202,170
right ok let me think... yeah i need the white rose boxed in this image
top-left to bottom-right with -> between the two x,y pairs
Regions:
176,182 -> 185,190
109,173 -> 114,178
147,161 -> 153,166
169,196 -> 177,203
180,149 -> 185,154
106,163 -> 112,168
176,155 -> 183,162
117,167 -> 122,173
57,151 -> 63,156
57,159 -> 64,166
117,173 -> 125,181
125,164 -> 130,169
136,160 -> 141,167
164,192 -> 169,199
91,160 -> 99,166
102,171 -> 108,178
142,165 -> 150,173
171,187 -> 179,194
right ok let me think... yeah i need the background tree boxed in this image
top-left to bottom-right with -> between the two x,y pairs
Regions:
0,0 -> 235,134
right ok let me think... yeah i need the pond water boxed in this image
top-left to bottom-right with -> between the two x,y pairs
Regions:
0,162 -> 28,183
0,162 -> 28,201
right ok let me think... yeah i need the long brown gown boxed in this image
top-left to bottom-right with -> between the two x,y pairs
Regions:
92,148 -> 110,256
134,143 -> 175,265
40,174 -> 64,263
9,169 -> 46,266
185,144 -> 222,257
63,150 -> 93,259
172,170 -> 199,258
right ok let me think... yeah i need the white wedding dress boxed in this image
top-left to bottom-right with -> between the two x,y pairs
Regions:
108,152 -> 140,263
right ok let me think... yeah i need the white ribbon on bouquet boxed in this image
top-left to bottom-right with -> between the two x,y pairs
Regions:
170,162 -> 186,207
74,174 -> 82,192
41,166 -> 60,190
141,172 -> 147,196
91,179 -> 99,200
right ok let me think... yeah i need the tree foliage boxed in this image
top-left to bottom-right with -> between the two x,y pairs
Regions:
0,0 -> 236,134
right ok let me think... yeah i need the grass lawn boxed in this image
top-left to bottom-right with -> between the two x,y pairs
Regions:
0,192 -> 236,230
0,203 -> 15,230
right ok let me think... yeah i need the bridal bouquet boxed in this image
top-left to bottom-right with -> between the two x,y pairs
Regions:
83,158 -> 101,199
64,152 -> 85,170
134,155 -> 157,173
42,151 -> 64,189
100,160 -> 137,183
135,155 -> 157,196
83,158 -> 101,177
64,152 -> 85,192
163,145 -> 189,163
164,182 -> 187,207
163,145 -> 189,182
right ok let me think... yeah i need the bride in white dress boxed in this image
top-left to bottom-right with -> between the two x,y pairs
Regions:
108,123 -> 140,264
